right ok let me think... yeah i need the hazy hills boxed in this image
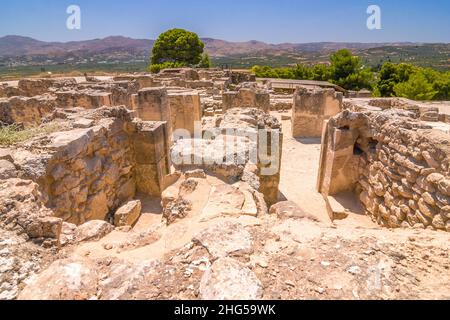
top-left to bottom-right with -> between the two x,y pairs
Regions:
0,35 -> 420,58
0,35 -> 448,76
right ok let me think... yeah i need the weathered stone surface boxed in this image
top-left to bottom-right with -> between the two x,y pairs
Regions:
269,201 -> 314,220
18,259 -> 98,300
98,260 -> 160,300
75,220 -> 114,242
199,257 -> 263,300
0,159 -> 17,179
292,87 -> 343,138
168,89 -> 201,136
114,200 -> 142,227
185,169 -> 207,179
56,89 -> 112,109
193,221 -> 252,259
0,178 -> 60,243
201,184 -> 246,219
0,95 -> 56,126
162,197 -> 192,225
222,86 -> 270,113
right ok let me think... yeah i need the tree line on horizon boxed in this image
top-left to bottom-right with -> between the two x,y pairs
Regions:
147,28 -> 449,101
251,50 -> 450,101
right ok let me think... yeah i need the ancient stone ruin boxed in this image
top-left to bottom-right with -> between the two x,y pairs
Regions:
0,68 -> 449,300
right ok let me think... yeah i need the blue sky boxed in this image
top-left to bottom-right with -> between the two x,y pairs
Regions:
0,0 -> 449,43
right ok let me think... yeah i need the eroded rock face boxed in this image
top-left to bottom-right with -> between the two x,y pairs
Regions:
0,228 -> 56,300
75,220 -> 114,242
270,201 -> 316,221
18,259 -> 98,300
199,257 -> 263,300
162,197 -> 192,225
3,107 -> 170,226
193,221 -> 253,259
0,179 -> 61,245
0,95 -> 56,126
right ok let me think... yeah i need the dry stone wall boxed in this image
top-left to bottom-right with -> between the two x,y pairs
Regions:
318,109 -> 450,231
4,107 -> 169,226
56,90 -> 112,109
358,113 -> 450,231
0,95 -> 56,126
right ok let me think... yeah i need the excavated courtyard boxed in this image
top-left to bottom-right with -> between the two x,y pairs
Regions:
0,69 -> 449,300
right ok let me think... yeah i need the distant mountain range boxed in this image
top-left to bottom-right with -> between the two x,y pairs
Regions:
0,35 -> 448,75
0,35 -> 421,58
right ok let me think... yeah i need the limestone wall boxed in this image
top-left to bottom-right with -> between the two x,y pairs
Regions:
135,88 -> 172,142
42,122 -> 135,225
222,88 -> 270,113
0,95 -> 56,126
173,108 -> 282,206
167,89 -> 201,135
0,84 -> 23,98
292,87 -> 343,138
318,109 -> 450,232
359,115 -> 450,231
11,108 -> 171,226
56,90 -> 112,109
18,78 -> 77,97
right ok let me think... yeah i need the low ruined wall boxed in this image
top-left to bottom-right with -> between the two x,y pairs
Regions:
29,109 -> 170,225
136,87 -> 203,141
173,108 -> 282,206
359,115 -> 450,231
292,87 -> 343,138
318,110 -> 450,232
41,120 -> 136,225
18,78 -> 77,97
56,90 -> 112,109
0,95 -> 56,126
222,88 -> 270,113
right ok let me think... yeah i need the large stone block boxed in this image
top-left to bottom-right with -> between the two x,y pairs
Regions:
292,87 -> 343,138
168,89 -> 201,136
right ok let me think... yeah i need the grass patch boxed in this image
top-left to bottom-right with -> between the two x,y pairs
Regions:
0,123 -> 61,146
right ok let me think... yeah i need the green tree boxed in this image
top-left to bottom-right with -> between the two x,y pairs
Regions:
394,72 -> 438,100
311,64 -> 331,81
433,71 -> 450,100
198,53 -> 212,68
376,62 -> 400,97
329,49 -> 374,90
150,28 -> 205,66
